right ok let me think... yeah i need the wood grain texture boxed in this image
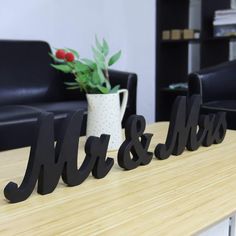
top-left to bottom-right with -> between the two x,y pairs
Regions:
0,122 -> 236,236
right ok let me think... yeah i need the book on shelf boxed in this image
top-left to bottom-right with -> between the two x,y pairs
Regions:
213,9 -> 236,37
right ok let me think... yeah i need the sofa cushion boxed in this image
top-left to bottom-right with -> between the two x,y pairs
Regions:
0,105 -> 42,124
0,106 -> 42,150
29,100 -> 87,115
30,101 -> 88,137
0,102 -> 87,151
201,100 -> 236,130
202,100 -> 236,111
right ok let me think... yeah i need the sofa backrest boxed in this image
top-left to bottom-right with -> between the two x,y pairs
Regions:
0,40 -> 65,105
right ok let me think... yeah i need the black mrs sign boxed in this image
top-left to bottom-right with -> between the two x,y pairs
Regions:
155,95 -> 227,160
4,95 -> 227,203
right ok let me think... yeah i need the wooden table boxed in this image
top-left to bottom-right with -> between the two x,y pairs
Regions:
0,122 -> 236,236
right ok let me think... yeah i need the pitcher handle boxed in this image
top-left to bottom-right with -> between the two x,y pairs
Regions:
118,89 -> 128,121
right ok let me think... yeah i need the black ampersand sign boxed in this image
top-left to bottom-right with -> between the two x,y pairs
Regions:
118,115 -> 153,170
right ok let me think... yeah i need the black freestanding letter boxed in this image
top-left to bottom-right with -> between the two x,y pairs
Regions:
155,95 -> 227,160
4,111 -> 113,203
118,115 -> 153,170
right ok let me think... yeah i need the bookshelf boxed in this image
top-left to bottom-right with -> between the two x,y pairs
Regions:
156,0 -> 232,121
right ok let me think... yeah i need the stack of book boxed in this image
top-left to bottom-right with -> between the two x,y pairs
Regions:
162,29 -> 200,40
214,9 -> 236,37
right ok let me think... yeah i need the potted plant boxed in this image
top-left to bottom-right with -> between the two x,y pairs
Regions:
50,37 -> 128,150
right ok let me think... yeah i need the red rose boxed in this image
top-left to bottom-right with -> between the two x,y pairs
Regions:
65,52 -> 75,62
55,49 -> 66,59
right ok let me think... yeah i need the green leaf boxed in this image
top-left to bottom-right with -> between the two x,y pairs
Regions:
88,81 -> 98,88
66,86 -> 81,90
73,75 -> 88,92
67,62 -> 75,68
102,39 -> 109,57
64,82 -> 79,86
66,48 -> 80,59
76,74 -> 89,83
92,70 -> 101,85
108,50 -> 121,66
51,64 -> 72,73
104,78 -> 111,91
74,61 -> 90,72
92,47 -> 105,63
95,59 -> 106,70
81,58 -> 96,69
97,67 -> 106,83
110,85 -> 120,93
92,46 -> 106,70
49,53 -> 64,63
97,85 -> 109,94
95,35 -> 103,52
75,77 -> 81,83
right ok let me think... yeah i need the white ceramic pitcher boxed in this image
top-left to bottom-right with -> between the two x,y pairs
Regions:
86,89 -> 128,151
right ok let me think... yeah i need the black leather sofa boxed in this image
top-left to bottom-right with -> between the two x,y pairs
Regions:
0,40 -> 137,151
188,60 -> 236,130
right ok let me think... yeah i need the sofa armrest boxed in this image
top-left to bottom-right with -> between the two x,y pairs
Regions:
188,60 -> 236,103
109,69 -> 137,122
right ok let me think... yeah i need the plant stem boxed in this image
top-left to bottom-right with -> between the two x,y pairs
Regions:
104,69 -> 109,82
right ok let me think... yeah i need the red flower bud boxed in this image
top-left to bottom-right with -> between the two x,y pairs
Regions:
55,49 -> 66,59
65,52 -> 75,62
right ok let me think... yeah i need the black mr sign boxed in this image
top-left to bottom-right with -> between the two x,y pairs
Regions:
4,95 -> 227,203
4,112 -> 114,203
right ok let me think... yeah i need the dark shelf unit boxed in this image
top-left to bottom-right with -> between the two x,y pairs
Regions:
161,39 -> 200,44
156,0 -> 232,121
204,36 -> 236,41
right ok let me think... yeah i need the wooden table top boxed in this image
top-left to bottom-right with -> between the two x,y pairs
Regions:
0,122 -> 236,236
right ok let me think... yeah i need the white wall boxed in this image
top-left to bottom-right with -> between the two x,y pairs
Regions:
0,0 -> 156,123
